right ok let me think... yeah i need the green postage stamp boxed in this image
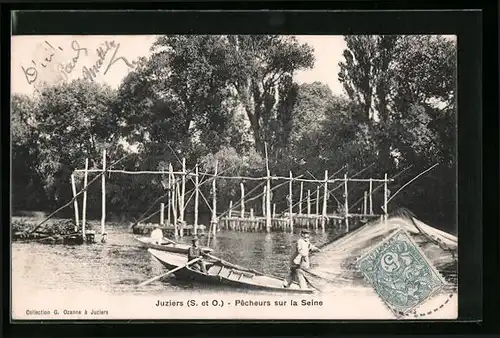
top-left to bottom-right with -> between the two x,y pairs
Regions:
357,229 -> 446,316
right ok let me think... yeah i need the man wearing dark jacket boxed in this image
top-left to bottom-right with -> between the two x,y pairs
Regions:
187,237 -> 208,274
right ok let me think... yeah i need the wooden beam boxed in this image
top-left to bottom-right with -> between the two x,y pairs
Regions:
262,186 -> 266,216
289,171 -> 293,231
344,173 -> 349,232
211,160 -> 218,235
194,164 -> 199,235
299,181 -> 304,215
307,189 -> 311,216
265,146 -> 271,233
316,188 -> 320,215
384,173 -> 388,222
240,182 -> 245,218
70,174 -> 80,232
363,191 -> 368,215
74,168 -> 393,186
180,158 -> 186,224
101,149 -> 106,236
73,169 -> 394,183
160,203 -> 165,225
82,158 -> 89,239
369,178 -> 373,215
321,170 -> 328,229
169,164 -> 177,237
167,164 -> 171,226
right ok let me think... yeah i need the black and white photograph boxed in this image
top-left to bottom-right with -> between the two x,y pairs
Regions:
11,32 -> 458,320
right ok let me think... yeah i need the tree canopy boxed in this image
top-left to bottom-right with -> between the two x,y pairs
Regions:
11,34 -> 457,231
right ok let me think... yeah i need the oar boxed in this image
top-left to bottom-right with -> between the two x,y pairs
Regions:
205,253 -> 265,276
137,257 -> 201,287
162,237 -> 177,245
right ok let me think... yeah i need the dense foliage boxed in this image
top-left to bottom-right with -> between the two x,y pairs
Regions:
11,35 -> 457,232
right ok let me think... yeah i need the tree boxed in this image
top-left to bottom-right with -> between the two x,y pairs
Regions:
226,35 -> 315,154
116,35 -> 242,159
32,80 -> 119,208
11,94 -> 47,210
338,35 -> 457,230
338,35 -> 456,170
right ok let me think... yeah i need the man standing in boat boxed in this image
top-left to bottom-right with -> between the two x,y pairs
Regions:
284,229 -> 321,289
187,236 -> 208,274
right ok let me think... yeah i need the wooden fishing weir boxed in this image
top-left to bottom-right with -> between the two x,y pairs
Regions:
68,147 -> 393,242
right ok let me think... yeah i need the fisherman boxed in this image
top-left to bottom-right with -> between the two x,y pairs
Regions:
187,236 -> 208,274
284,229 -> 321,289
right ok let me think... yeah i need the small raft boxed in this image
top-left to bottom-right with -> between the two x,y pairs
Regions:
148,248 -> 315,294
135,236 -> 213,254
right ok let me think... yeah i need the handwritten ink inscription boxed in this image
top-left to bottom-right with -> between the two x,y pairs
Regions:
22,41 -> 65,85
21,39 -> 138,86
82,41 -> 138,82
57,41 -> 88,81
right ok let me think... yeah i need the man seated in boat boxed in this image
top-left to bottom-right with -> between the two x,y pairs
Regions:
284,229 -> 321,289
187,237 -> 209,274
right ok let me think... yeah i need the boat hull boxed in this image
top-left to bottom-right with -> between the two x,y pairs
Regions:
135,237 -> 213,254
148,249 -> 315,294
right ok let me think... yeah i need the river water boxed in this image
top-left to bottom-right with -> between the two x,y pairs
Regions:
12,220 -> 342,296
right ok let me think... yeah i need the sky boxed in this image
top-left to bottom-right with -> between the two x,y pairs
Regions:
11,35 -> 347,96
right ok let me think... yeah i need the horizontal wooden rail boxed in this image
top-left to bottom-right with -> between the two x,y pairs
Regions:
73,169 -> 393,183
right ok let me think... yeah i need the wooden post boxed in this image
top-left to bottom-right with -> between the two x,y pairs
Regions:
194,164 -> 199,235
70,173 -> 80,232
167,164 -> 171,226
369,178 -> 373,215
316,188 -> 320,215
272,203 -> 276,218
307,190 -> 311,216
384,173 -> 388,222
229,201 -> 233,218
160,203 -> 165,225
363,191 -> 368,215
344,173 -> 349,232
169,164 -> 177,237
211,160 -> 218,236
176,179 -> 183,237
265,143 -> 271,233
266,177 -> 271,232
240,182 -> 245,218
262,186 -> 267,216
288,171 -> 293,231
321,170 -> 328,229
180,158 -> 186,225
299,181 -> 304,215
176,180 -> 181,220
101,149 -> 106,236
315,188 -> 320,229
250,208 -> 254,219
82,158 -> 89,239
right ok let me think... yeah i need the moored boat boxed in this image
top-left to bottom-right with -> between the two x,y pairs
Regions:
135,237 -> 213,254
147,248 -> 315,294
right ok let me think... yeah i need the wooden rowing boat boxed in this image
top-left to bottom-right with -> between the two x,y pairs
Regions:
135,237 -> 213,254
148,248 -> 315,294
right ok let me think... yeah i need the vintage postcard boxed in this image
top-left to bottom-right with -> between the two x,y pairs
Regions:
11,33 -> 458,320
